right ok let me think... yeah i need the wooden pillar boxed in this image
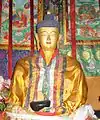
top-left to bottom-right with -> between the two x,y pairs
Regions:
0,0 -> 2,37
70,0 -> 76,58
8,0 -> 13,79
30,0 -> 34,55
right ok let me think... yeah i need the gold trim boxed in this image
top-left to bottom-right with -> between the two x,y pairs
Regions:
65,40 -> 100,45
86,76 -> 100,79
0,40 -> 99,50
0,44 -> 37,50
0,39 -> 99,50
63,0 -> 68,45
37,0 -> 44,23
63,0 -> 66,44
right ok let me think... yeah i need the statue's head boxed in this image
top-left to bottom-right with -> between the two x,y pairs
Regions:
36,14 -> 61,51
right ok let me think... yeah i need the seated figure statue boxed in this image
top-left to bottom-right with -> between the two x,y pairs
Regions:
4,14 -> 97,120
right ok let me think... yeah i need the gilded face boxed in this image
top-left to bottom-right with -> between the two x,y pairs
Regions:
37,27 -> 59,51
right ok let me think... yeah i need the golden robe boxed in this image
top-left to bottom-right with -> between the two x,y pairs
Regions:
6,51 -> 88,115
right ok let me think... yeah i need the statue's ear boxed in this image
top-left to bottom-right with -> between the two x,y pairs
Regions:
59,34 -> 62,41
34,33 -> 40,51
57,34 -> 62,48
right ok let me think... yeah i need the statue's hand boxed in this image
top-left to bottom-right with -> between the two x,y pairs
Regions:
11,105 -> 27,114
4,105 -> 27,120
5,104 -> 27,114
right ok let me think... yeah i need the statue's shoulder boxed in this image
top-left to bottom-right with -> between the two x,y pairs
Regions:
66,55 -> 81,69
16,54 -> 38,65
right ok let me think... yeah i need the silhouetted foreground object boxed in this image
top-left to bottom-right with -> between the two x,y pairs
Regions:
30,100 -> 51,111
95,110 -> 100,118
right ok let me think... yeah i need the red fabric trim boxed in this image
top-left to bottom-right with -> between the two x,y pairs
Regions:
66,0 -> 68,43
30,0 -> 34,55
39,49 -> 45,59
70,0 -> 76,58
35,111 -> 56,116
53,58 -> 59,109
0,112 -> 5,120
39,49 -> 59,63
8,0 -> 12,79
0,0 -> 2,35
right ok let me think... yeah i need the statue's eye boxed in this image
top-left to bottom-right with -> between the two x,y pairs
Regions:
50,33 -> 56,36
41,34 -> 47,36
40,32 -> 48,36
50,31 -> 58,36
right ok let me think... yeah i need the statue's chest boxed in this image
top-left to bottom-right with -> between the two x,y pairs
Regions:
28,56 -> 67,91
31,56 -> 65,78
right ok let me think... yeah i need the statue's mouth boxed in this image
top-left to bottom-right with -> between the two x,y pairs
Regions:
46,42 -> 51,44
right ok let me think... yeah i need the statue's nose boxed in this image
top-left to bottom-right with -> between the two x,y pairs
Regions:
47,35 -> 51,41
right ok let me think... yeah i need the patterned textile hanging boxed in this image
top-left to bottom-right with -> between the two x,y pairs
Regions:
43,0 -> 49,15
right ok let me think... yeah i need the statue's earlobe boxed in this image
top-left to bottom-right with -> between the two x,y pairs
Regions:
57,34 -> 62,48
35,33 -> 40,51
59,34 -> 62,41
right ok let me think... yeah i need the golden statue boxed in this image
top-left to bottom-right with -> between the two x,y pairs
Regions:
4,14 -> 96,120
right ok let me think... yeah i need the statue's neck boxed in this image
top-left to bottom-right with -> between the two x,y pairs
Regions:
43,50 -> 54,65
40,49 -> 58,66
